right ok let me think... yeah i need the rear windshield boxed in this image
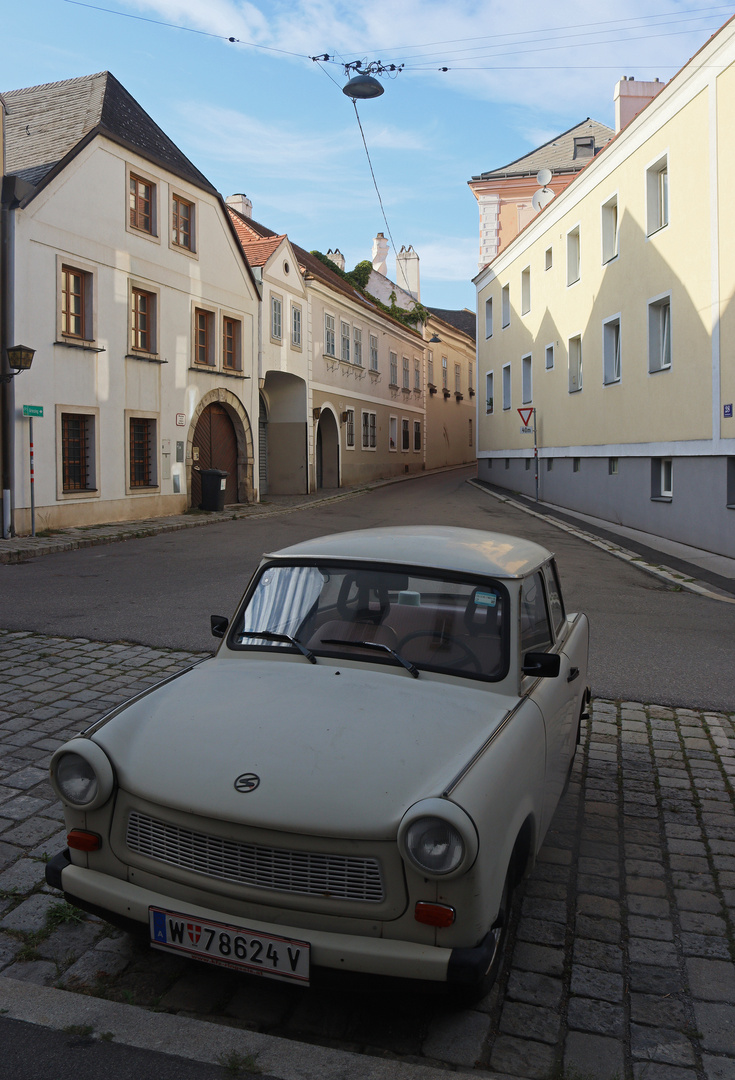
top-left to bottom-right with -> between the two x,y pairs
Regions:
230,562 -> 509,681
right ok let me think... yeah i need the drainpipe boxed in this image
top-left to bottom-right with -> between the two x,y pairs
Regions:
0,94 -> 14,539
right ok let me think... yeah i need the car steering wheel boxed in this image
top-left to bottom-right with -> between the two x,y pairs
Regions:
397,631 -> 481,673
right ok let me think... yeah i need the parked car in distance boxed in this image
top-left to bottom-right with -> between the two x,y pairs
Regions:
46,526 -> 590,998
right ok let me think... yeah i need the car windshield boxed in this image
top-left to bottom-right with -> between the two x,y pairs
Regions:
232,563 -> 508,681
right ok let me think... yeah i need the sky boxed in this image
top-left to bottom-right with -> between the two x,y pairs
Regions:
3,1 -> 732,310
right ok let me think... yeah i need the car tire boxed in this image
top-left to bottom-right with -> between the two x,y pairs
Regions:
446,858 -> 516,1006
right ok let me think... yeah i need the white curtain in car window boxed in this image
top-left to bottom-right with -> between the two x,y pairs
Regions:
242,566 -> 324,639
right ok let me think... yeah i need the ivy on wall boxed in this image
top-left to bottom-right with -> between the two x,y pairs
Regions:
310,251 -> 429,330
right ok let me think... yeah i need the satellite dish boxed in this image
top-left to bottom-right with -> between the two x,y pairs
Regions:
342,74 -> 384,99
536,168 -> 552,186
532,187 -> 554,212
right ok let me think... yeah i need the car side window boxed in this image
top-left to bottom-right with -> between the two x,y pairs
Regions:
520,572 -> 553,653
543,560 -> 565,638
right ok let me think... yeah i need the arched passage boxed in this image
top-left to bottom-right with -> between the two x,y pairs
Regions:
187,388 -> 254,506
316,408 -> 339,489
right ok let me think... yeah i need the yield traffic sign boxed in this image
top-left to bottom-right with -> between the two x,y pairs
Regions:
517,408 -> 534,426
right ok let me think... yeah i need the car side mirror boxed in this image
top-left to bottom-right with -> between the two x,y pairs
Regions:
522,651 -> 561,678
210,615 -> 228,639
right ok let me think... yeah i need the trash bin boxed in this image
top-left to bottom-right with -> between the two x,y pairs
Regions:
200,468 -> 228,512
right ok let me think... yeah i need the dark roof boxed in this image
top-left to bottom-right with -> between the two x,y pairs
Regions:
2,71 -> 216,195
427,307 -> 476,341
471,118 -> 614,181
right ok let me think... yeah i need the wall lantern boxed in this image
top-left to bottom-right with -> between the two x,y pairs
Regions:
1,344 -> 35,383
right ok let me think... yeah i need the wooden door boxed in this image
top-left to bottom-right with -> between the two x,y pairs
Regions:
191,404 -> 238,507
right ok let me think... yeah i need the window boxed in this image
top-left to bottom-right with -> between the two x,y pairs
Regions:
573,135 -> 595,159
547,458 -> 553,472
414,358 -> 420,390
468,362 -> 474,393
543,562 -> 566,638
129,416 -> 157,488
521,267 -> 531,315
455,364 -> 461,393
223,317 -> 241,370
648,296 -> 671,372
727,458 -> 735,507
652,457 -> 673,498
131,287 -> 156,353
61,413 -> 93,491
129,174 -> 154,234
502,284 -> 510,328
341,321 -> 350,362
469,418 -> 473,446
609,457 -> 619,475
354,327 -> 363,366
427,351 -> 434,385
362,410 -> 376,449
502,364 -> 511,410
402,356 -> 410,389
525,458 -> 531,471
172,194 -> 193,250
520,573 -> 553,655
568,334 -> 582,392
647,155 -> 669,235
603,317 -> 621,385
390,351 -> 398,385
413,420 -> 421,451
271,296 -> 282,341
389,415 -> 397,450
573,457 -> 581,472
194,308 -> 214,365
545,247 -> 553,271
345,409 -> 355,448
602,195 -> 618,263
486,371 -> 494,414
369,334 -> 378,371
567,227 -> 580,286
485,297 -> 493,338
545,344 -> 554,370
402,418 -> 410,451
61,266 -> 90,340
522,355 -> 532,404
505,458 -> 510,470
442,357 -> 448,389
292,306 -> 302,347
325,313 -> 336,356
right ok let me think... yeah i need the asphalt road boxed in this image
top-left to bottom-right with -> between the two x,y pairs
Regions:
0,469 -> 732,710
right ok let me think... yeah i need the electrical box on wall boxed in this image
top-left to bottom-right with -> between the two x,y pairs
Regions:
176,441 -> 184,462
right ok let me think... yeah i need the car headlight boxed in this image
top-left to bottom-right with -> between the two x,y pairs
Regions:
50,741 -> 114,810
398,798 -> 478,879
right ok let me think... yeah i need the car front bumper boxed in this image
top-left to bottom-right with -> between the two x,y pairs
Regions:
46,849 -> 498,985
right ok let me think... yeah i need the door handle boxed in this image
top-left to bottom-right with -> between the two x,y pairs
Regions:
567,667 -> 580,683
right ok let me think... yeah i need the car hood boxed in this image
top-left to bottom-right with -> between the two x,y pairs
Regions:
93,658 -> 516,839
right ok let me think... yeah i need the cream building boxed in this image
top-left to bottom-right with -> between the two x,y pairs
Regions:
0,73 -> 259,535
475,20 -> 735,558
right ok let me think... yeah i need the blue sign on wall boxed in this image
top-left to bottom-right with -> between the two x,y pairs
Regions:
725,404 -> 733,418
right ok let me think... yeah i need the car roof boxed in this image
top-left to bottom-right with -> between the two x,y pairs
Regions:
267,526 -> 552,579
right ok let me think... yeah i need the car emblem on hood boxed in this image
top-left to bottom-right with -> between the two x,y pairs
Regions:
234,773 -> 260,793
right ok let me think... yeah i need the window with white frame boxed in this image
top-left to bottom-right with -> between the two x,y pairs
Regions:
362,410 -> 376,449
427,351 -> 434,384
545,247 -> 553,271
345,408 -> 355,448
501,284 -> 510,328
568,334 -> 582,392
353,327 -> 362,365
389,351 -> 398,385
567,227 -> 580,286
341,321 -> 350,362
413,420 -> 421,451
485,297 -> 493,338
325,313 -> 336,356
442,356 -> 448,389
545,343 -> 554,370
369,333 -> 378,371
502,363 -> 511,410
602,195 -> 618,263
486,371 -> 494,414
271,296 -> 282,340
647,155 -> 669,235
522,355 -> 533,404
455,364 -> 461,393
652,457 -> 673,498
521,267 -> 531,315
389,415 -> 397,450
131,286 -> 157,354
648,296 -> 671,372
292,305 -> 302,347
414,357 -> 420,390
402,418 -> 410,451
468,361 -> 473,392
609,457 -> 618,475
603,316 -> 621,385
402,356 -> 410,389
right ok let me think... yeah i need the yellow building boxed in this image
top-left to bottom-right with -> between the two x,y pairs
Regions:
475,18 -> 735,559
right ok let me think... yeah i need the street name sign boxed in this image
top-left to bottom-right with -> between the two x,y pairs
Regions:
22,405 -> 43,417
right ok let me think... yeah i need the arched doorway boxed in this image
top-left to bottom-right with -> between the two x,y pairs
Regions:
191,403 -> 238,508
316,409 -> 339,489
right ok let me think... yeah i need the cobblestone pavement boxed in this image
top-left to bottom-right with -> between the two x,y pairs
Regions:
2,628 -> 735,1079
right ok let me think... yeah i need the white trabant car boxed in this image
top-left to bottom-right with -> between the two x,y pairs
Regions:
46,527 -> 589,996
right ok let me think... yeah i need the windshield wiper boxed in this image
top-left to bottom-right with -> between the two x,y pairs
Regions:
322,638 -> 419,679
240,631 -> 316,665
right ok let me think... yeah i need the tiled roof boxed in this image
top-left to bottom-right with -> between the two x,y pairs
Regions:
2,71 -> 216,194
227,215 -> 287,267
471,118 -> 614,180
427,308 -> 476,341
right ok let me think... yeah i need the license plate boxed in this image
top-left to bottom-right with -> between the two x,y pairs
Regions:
149,907 -> 310,985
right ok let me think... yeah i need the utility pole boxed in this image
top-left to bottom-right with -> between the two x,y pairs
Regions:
0,92 -> 13,539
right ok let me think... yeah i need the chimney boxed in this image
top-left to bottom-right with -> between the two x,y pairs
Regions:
614,78 -> 665,132
325,248 -> 345,271
226,193 -> 252,218
396,245 -> 420,301
372,232 -> 389,276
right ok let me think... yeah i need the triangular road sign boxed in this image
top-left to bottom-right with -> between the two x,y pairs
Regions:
518,408 -> 534,426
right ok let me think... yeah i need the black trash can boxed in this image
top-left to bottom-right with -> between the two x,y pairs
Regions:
200,468 -> 228,512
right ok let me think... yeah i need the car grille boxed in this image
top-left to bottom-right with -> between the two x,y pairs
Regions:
126,811 -> 385,903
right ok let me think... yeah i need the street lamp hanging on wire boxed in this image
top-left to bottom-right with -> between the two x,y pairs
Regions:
341,60 -> 404,100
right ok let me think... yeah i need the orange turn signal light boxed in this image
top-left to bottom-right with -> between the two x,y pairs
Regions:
67,829 -> 102,852
414,901 -> 455,928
